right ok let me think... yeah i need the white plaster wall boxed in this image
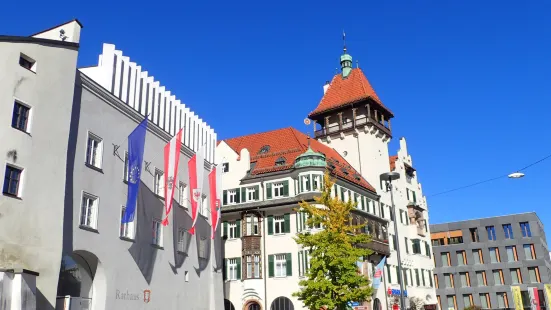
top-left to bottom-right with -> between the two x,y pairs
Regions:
0,39 -> 79,309
31,20 -> 82,44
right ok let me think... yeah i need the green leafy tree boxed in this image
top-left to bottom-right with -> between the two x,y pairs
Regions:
293,172 -> 374,310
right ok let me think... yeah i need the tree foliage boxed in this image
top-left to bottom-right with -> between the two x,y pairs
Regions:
293,172 -> 374,310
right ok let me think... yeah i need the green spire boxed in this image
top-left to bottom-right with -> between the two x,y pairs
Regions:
340,31 -> 353,78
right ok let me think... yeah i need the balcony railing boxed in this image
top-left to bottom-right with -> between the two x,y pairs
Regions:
315,115 -> 391,139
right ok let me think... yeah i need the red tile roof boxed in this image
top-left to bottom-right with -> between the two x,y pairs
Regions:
389,155 -> 398,171
309,68 -> 393,118
224,127 -> 376,193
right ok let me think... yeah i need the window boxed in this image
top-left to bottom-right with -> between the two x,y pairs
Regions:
3,165 -> 22,197
510,268 -> 522,284
444,274 -> 453,288
274,254 -> 287,277
456,251 -> 466,265
177,228 -> 189,253
227,258 -> 239,280
476,271 -> 486,286
486,226 -> 496,240
429,271 -> 434,287
228,221 -> 239,239
222,162 -> 229,173
447,295 -> 456,310
179,182 -> 187,207
493,270 -> 503,285
19,53 -> 36,72
479,293 -> 490,309
152,220 -> 163,246
86,133 -> 103,168
258,145 -> 270,154
503,224 -> 514,239
228,189 -> 238,204
432,238 -> 444,246
120,206 -> 135,239
473,249 -> 483,264
412,239 -> 421,254
421,269 -> 426,286
528,267 -> 540,283
298,250 -> 310,277
245,215 -> 259,236
245,255 -> 261,279
154,169 -> 164,197
463,295 -> 472,308
489,247 -> 500,263
274,215 -> 285,234
404,237 -> 409,254
520,222 -> 532,237
80,193 -> 98,229
448,236 -> 463,244
402,269 -> 409,286
441,252 -> 449,266
246,187 -> 258,201
380,204 -> 385,218
198,238 -> 207,258
273,182 -> 285,198
312,174 -> 322,191
496,293 -> 507,309
275,157 -> 286,166
12,101 -> 30,132
392,235 -> 397,250
424,241 -> 431,256
524,244 -> 535,259
459,272 -> 469,287
506,246 -> 517,262
467,228 -> 479,242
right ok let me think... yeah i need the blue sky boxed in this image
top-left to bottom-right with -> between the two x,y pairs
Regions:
3,1 -> 551,234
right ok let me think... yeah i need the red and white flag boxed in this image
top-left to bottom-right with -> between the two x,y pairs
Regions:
529,287 -> 541,310
162,129 -> 183,226
209,165 -> 222,239
188,145 -> 205,234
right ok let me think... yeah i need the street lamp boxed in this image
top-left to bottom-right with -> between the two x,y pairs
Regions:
380,171 -> 406,310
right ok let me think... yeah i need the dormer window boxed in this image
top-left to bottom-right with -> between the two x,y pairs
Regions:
275,157 -> 286,166
341,168 -> 349,175
222,162 -> 229,173
354,174 -> 361,181
258,145 -> 270,154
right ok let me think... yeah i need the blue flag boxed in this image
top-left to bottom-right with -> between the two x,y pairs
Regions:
372,256 -> 386,290
122,118 -> 147,223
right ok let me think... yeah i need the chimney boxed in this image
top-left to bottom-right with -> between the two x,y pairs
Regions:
323,81 -> 330,94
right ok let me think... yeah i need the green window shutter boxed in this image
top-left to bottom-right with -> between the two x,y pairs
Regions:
298,252 -> 302,276
284,213 -> 291,233
267,215 -> 273,235
236,220 -> 241,238
305,250 -> 309,272
295,211 -> 299,232
223,190 -> 228,205
386,265 -> 392,283
415,269 -> 420,286
223,221 -> 228,238
254,185 -> 260,200
266,183 -> 272,199
429,271 -> 433,287
413,191 -> 417,203
241,188 -> 246,202
306,175 -> 311,191
299,177 -> 303,193
407,189 -> 410,200
236,257 -> 241,280
223,259 -> 227,280
405,237 -> 409,253
286,253 -> 292,276
340,187 -> 345,201
235,188 -> 241,203
268,255 -> 274,277
283,181 -> 289,196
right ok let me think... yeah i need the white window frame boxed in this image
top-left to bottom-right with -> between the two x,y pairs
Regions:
228,190 -> 237,204
253,255 -> 260,278
154,169 -> 164,197
273,215 -> 285,234
246,255 -> 253,278
246,216 -> 259,236
273,182 -> 284,198
246,187 -> 257,202
86,132 -> 103,169
152,219 -> 163,247
312,174 -> 322,191
228,258 -> 238,280
80,193 -> 99,229
274,254 -> 287,278
228,222 -> 238,239
120,205 -> 135,239
179,182 -> 187,207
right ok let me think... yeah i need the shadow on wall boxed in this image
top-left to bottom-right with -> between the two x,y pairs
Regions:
128,181 -> 162,285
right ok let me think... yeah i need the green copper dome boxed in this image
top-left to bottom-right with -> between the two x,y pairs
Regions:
340,49 -> 353,78
294,146 -> 326,168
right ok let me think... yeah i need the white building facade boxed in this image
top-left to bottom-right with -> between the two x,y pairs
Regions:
217,128 -> 390,310
309,47 -> 437,309
0,20 -> 223,310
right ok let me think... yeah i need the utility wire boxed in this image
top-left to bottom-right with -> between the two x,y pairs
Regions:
428,152 -> 551,198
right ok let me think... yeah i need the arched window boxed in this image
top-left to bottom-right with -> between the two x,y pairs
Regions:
259,145 -> 270,154
248,302 -> 261,310
224,299 -> 235,310
270,296 -> 294,310
275,157 -> 286,166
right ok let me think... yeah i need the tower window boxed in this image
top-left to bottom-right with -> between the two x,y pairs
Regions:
258,145 -> 270,154
275,157 -> 286,166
